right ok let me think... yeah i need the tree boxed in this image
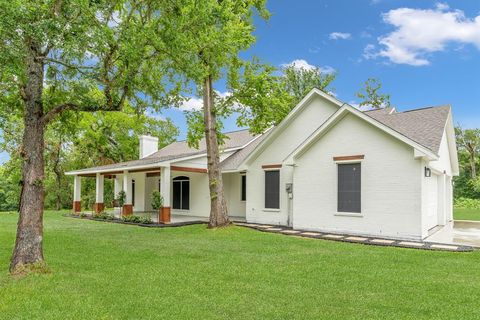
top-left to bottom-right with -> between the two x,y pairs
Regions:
283,65 -> 336,104
355,78 -> 391,109
455,127 -> 480,179
0,0 -> 178,273
234,61 -> 336,134
150,0 -> 270,228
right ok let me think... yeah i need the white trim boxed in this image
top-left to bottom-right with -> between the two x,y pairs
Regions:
262,167 -> 281,171
335,212 -> 363,217
334,159 -> 364,164
239,89 -> 344,169
65,147 -> 243,176
287,104 -> 439,164
262,208 -> 280,212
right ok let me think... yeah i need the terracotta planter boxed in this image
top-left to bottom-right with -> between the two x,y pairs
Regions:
159,207 -> 171,224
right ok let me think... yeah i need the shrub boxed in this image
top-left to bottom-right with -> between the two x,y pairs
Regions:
151,191 -> 163,210
122,215 -> 142,223
140,216 -> 153,224
93,212 -> 115,220
121,215 -> 153,224
80,213 -> 87,218
116,191 -> 126,208
454,197 -> 480,209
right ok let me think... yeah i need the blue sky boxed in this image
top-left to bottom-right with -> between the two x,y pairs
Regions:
161,0 -> 480,135
1,0 -> 480,163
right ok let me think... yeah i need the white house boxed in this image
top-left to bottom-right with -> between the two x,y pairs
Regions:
66,89 -> 459,240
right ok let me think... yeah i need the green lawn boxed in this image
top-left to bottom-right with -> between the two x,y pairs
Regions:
1,211 -> 480,319
454,208 -> 480,221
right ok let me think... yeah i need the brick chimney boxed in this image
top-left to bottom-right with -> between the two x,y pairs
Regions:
139,134 -> 158,159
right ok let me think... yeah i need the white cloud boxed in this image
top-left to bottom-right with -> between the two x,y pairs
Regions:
282,59 -> 316,71
179,96 -> 203,111
329,32 -> 352,40
320,65 -> 336,74
362,44 -> 378,60
373,5 -> 480,66
282,59 -> 336,74
179,91 -> 234,111
435,2 -> 450,11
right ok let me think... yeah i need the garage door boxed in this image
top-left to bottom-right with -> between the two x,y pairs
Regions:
425,174 -> 438,230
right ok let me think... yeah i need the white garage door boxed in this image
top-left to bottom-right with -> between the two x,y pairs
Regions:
425,174 -> 438,231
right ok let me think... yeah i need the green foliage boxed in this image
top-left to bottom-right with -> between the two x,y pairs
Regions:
0,160 -> 20,211
93,212 -> 115,220
234,60 -> 336,134
121,215 -> 152,224
454,126 -> 480,199
2,212 -> 480,318
283,65 -> 336,103
355,78 -> 391,109
149,0 -> 270,148
453,197 -> 480,209
116,191 -> 126,208
151,191 -> 163,210
82,194 -> 95,212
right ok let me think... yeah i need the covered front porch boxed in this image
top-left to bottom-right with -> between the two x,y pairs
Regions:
69,164 -> 247,223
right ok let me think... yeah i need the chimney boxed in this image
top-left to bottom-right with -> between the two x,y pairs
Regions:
139,134 -> 159,159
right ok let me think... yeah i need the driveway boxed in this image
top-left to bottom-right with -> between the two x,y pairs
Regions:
426,221 -> 480,248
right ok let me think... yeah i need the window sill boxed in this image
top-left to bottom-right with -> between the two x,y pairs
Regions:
335,212 -> 363,217
263,208 -> 280,213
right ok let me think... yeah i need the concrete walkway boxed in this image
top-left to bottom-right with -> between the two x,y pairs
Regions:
235,222 -> 474,252
425,221 -> 480,248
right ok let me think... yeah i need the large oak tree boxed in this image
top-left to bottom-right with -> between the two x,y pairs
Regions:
150,0 -> 269,228
0,0 -> 179,273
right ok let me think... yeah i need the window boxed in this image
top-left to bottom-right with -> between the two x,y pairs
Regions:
241,175 -> 246,201
265,170 -> 280,209
337,163 -> 361,213
132,180 -> 135,206
173,176 -> 190,210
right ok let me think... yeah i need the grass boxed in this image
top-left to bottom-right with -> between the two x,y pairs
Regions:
1,211 -> 480,319
454,208 -> 480,221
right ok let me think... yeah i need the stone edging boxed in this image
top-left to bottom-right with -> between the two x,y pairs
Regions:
234,222 -> 474,252
63,214 -> 206,228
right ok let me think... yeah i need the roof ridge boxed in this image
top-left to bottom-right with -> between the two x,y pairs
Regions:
398,105 -> 450,114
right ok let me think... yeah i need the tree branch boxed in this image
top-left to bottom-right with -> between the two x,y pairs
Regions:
42,102 -> 122,125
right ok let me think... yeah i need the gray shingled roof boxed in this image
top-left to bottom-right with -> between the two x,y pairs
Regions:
220,131 -> 269,171
68,105 -> 450,174
146,129 -> 255,160
366,105 -> 450,154
68,129 -> 256,174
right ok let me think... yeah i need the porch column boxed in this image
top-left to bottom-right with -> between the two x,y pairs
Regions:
73,175 -> 81,214
94,173 -> 105,213
160,166 -> 171,223
114,175 -> 122,199
123,171 -> 133,216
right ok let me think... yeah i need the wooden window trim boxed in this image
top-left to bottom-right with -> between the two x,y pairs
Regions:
333,155 -> 364,162
262,164 -> 282,169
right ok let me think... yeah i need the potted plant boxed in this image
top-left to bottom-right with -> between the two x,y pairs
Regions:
116,190 -> 126,216
151,190 -> 168,223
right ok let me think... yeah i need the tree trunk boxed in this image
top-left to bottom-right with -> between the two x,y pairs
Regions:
10,41 -> 46,274
53,142 -> 63,211
470,153 -> 476,179
203,75 -> 229,228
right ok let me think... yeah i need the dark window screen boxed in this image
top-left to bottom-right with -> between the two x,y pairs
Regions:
241,175 -> 246,201
172,176 -> 189,210
337,163 -> 361,213
265,170 -> 280,209
132,180 -> 135,206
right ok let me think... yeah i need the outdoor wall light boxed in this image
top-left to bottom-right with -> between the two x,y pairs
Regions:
424,167 -> 431,177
